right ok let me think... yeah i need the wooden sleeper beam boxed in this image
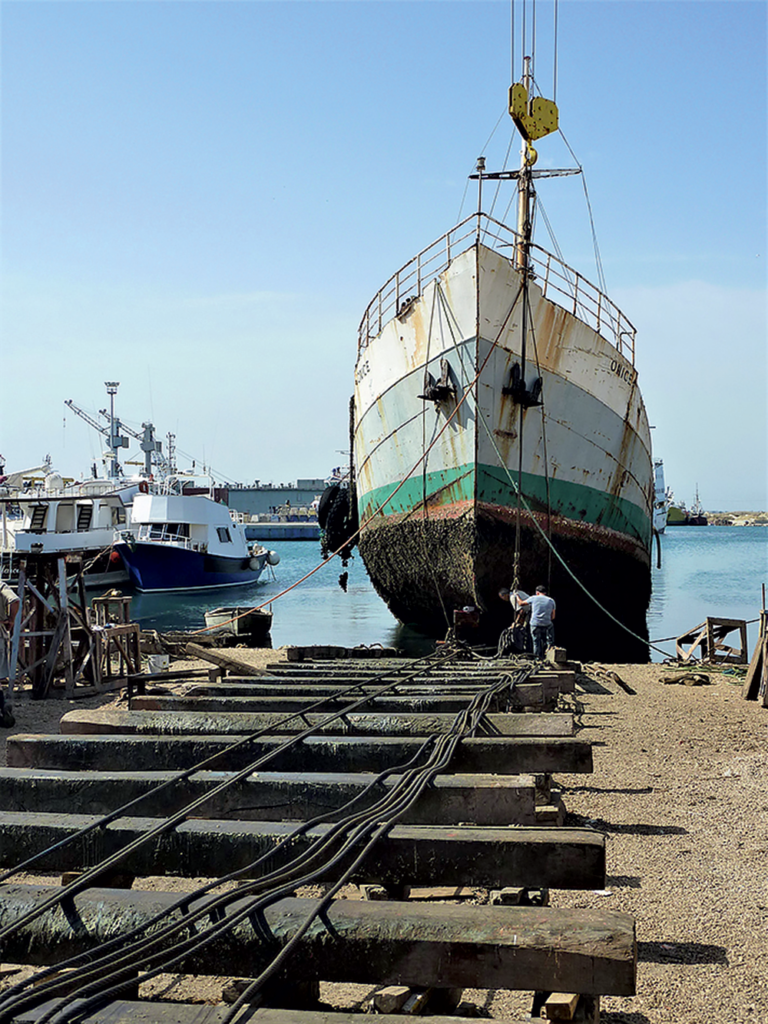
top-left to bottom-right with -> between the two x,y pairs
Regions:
6,733 -> 594,775
0,769 -> 540,826
0,887 -> 637,996
0,815 -> 606,890
58,707 -> 567,738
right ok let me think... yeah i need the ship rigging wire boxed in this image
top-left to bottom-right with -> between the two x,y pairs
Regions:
526,312 -> 554,588
477,414 -> 669,658
419,284 -> 455,632
557,127 -> 608,296
192,275 -> 526,640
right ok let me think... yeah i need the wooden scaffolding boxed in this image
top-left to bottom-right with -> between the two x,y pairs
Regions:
3,554 -> 140,702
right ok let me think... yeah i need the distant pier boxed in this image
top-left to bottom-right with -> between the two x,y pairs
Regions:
245,521 -> 320,541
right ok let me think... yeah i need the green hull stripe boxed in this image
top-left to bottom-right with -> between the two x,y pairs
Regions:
359,463 -> 651,546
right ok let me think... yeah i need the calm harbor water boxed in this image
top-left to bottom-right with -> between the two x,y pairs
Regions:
129,527 -> 767,663
646,526 -> 766,660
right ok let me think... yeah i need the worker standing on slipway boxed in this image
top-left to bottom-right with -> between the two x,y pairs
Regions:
519,585 -> 556,659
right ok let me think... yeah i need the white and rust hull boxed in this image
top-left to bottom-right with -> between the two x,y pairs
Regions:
353,225 -> 653,661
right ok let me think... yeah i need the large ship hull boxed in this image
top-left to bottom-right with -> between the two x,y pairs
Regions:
353,222 -> 653,661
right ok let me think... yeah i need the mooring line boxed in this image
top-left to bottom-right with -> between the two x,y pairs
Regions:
190,282 -> 526,638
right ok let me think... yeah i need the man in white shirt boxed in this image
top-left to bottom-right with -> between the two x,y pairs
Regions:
520,585 -> 556,659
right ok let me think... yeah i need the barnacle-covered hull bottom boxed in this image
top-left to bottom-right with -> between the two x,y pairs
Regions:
358,500 -> 651,663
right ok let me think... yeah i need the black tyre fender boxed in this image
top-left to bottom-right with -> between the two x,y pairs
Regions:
317,484 -> 340,530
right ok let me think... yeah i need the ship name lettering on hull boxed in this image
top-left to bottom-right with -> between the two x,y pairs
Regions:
608,358 -> 637,386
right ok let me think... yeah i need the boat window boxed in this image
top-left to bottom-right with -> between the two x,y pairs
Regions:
76,506 -> 93,531
29,506 -> 48,532
55,504 -> 75,533
148,522 -> 190,542
112,507 -> 126,526
217,527 -> 232,543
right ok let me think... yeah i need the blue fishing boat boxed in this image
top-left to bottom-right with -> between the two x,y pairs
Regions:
114,491 -> 278,592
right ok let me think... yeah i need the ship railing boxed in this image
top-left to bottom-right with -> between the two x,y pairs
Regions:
357,213 -> 636,364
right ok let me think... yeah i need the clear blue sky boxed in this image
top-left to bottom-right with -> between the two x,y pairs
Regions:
2,0 -> 766,510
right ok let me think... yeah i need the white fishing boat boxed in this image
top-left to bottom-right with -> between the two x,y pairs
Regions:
1,468 -> 144,587
114,490 -> 279,592
350,12 -> 653,661
653,460 -> 671,535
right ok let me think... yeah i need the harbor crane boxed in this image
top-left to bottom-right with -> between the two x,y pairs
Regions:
64,392 -> 169,480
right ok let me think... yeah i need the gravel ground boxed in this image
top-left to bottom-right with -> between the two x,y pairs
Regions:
546,662 -> 768,1024
1,652 -> 767,1022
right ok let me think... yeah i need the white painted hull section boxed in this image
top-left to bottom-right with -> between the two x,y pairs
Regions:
354,243 -> 652,545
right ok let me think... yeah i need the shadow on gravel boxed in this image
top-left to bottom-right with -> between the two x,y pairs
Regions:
564,785 -> 654,795
606,874 -> 642,888
575,709 -> 619,716
601,1014 -> 653,1024
564,813 -> 689,836
638,940 -> 728,965
575,677 -> 612,694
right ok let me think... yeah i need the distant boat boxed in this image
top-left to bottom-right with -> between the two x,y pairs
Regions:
666,486 -> 708,527
114,491 -> 279,592
688,487 -> 708,526
666,502 -> 688,526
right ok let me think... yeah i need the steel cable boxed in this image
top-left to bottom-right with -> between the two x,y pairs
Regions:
0,655 -> 495,999
0,737 -> 437,1018
0,651 -> 461,940
14,729 -> 491,1018
0,735 -> 443,1018
1,666 -> 528,1022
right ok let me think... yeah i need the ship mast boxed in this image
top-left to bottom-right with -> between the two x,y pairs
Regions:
514,56 -> 535,272
507,46 -> 559,591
